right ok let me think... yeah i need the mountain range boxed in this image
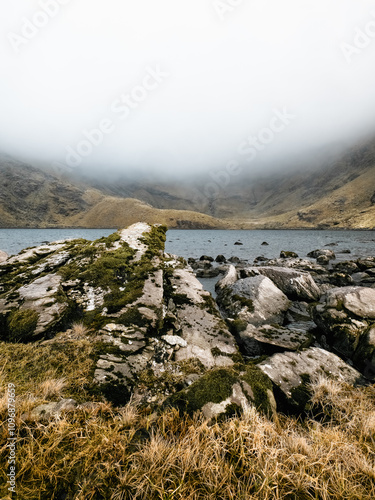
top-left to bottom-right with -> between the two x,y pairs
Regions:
1,137 -> 375,229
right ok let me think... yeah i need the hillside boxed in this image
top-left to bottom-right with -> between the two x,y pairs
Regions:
1,137 -> 375,229
0,155 -> 230,229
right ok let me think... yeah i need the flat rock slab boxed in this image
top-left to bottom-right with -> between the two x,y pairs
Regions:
258,347 -> 363,412
175,303 -> 238,368
237,324 -> 313,356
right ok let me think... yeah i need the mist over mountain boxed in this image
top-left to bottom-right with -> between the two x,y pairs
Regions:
1,134 -> 375,229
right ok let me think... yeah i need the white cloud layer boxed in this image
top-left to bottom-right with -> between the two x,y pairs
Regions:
1,0 -> 375,177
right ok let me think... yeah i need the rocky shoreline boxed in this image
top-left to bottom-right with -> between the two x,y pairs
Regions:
0,222 -> 374,421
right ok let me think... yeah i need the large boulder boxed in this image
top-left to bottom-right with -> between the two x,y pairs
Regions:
313,287 -> 375,358
353,326 -> 375,380
258,347 -> 364,412
217,275 -> 290,326
215,264 -> 237,293
241,266 -> 320,302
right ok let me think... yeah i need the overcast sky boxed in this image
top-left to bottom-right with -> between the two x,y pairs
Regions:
1,0 -> 375,178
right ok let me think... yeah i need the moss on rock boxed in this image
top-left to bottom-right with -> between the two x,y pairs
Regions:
164,368 -> 238,415
8,309 -> 39,342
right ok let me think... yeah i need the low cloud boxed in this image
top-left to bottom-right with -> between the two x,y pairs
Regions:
1,0 -> 375,179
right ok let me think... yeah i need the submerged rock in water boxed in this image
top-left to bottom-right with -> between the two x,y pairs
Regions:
307,249 -> 336,261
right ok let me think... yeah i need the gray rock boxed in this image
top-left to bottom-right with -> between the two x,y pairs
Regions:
241,266 -> 320,302
116,222 -> 154,261
265,257 -> 327,275
235,323 -> 313,356
280,251 -> 298,258
328,273 -> 354,287
357,257 -> 375,271
353,326 -> 375,380
313,286 -> 375,359
228,256 -> 240,263
215,254 -> 226,263
161,334 -> 187,347
333,261 -> 359,274
24,399 -> 77,421
0,250 -> 8,262
215,264 -> 238,292
317,255 -> 330,265
196,268 -> 220,278
307,249 -> 336,260
164,366 -> 276,420
258,347 -> 363,412
17,274 -> 68,336
199,255 -> 214,262
217,275 -> 290,326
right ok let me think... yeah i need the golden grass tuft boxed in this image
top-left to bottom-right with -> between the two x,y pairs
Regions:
70,322 -> 91,337
38,378 -> 67,399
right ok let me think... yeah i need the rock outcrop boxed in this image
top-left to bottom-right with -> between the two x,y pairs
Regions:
1,223 -> 374,423
0,223 -> 243,417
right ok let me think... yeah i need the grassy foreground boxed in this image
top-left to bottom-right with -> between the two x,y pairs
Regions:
1,335 -> 375,499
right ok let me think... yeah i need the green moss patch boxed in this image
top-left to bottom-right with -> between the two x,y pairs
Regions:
242,365 -> 274,416
164,368 -> 237,415
8,309 -> 39,342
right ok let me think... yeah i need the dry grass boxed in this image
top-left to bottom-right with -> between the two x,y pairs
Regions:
0,339 -> 97,414
0,368 -> 374,500
71,322 -> 91,337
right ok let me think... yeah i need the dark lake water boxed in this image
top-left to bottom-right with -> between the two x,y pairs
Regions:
0,228 -> 374,261
165,229 -> 375,262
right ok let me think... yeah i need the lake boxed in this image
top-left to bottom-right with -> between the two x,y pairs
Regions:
0,228 -> 374,261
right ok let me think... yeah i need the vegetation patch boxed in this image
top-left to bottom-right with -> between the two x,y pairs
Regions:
242,365 -> 274,416
164,368 -> 238,415
140,224 -> 167,259
8,308 -> 39,342
232,294 -> 254,312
